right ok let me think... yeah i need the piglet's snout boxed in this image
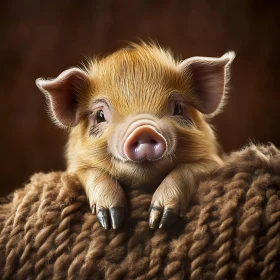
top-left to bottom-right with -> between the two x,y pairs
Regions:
124,125 -> 167,161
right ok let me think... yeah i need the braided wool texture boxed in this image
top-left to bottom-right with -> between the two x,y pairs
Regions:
0,144 -> 280,280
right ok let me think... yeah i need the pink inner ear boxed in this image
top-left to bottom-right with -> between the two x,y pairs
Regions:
179,52 -> 235,115
188,60 -> 226,114
36,68 -> 88,127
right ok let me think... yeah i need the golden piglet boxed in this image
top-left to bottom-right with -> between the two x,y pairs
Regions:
36,42 -> 235,230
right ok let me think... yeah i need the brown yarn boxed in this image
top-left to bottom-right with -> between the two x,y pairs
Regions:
1,144 -> 280,280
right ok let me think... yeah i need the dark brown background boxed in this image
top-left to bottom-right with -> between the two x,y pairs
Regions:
1,0 -> 280,195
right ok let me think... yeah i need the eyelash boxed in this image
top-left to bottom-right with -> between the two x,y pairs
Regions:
89,125 -> 101,136
174,115 -> 194,126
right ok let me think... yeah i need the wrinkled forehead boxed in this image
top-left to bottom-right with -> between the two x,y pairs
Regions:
87,48 -> 185,116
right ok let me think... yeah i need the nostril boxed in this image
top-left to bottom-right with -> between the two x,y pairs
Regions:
132,139 -> 157,148
132,141 -> 139,148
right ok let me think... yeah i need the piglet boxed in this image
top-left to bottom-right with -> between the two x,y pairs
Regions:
36,42 -> 235,229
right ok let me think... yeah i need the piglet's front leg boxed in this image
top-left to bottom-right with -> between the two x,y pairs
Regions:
149,160 -> 219,229
76,168 -> 126,230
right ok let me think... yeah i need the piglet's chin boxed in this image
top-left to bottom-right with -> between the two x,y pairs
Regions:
123,125 -> 167,162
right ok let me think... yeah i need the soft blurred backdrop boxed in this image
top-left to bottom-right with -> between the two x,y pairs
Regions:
1,0 -> 280,195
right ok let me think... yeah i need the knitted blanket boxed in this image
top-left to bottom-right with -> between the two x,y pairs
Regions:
0,144 -> 280,280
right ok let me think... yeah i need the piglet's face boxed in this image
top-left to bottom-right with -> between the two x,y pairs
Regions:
36,43 -> 234,185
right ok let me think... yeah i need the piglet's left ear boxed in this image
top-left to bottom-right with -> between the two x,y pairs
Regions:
178,51 -> 235,115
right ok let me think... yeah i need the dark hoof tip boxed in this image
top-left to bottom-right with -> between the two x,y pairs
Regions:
159,208 -> 178,229
149,206 -> 162,229
109,207 -> 125,229
97,208 -> 110,230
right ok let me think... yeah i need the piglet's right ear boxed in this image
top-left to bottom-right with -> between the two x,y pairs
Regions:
36,68 -> 89,128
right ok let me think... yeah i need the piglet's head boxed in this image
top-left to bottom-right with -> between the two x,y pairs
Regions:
36,43 -> 235,186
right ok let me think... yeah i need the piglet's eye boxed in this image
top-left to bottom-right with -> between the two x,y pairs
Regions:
173,103 -> 183,116
96,110 -> 106,123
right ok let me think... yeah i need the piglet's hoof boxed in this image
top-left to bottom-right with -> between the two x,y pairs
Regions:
96,206 -> 125,230
149,206 -> 177,229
